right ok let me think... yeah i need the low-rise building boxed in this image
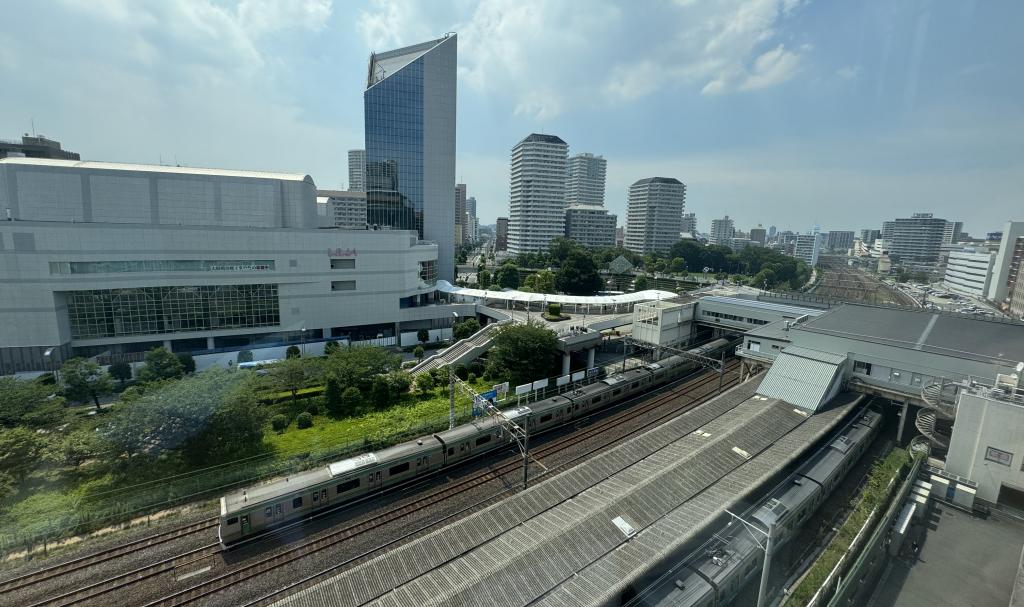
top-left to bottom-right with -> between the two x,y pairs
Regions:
942,247 -> 995,297
317,189 -> 367,229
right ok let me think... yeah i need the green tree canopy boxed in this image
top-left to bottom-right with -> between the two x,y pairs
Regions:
323,346 -> 401,393
555,250 -> 603,295
324,340 -> 342,356
176,353 -> 196,374
485,322 -> 559,387
285,345 -> 301,359
138,347 -> 185,383
0,427 -> 43,483
634,275 -> 649,291
108,361 -> 133,386
269,357 -> 319,403
493,262 -> 521,289
416,328 -> 430,344
60,358 -> 113,410
477,269 -> 491,289
453,317 -> 481,340
0,377 -> 63,428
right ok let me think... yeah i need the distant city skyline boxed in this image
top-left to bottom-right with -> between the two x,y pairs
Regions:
0,1 -> 1021,234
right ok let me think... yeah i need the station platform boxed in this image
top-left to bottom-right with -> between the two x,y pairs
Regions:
273,381 -> 862,607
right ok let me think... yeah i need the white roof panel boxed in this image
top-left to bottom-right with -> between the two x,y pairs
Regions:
435,280 -> 677,305
0,157 -> 311,182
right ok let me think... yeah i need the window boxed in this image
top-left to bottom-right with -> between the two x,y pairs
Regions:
389,462 -> 410,475
540,414 -> 553,423
593,396 -> 602,404
312,491 -> 319,502
330,258 -> 356,269
475,435 -> 492,447
276,504 -> 282,515
986,446 -> 1013,466
337,479 -> 360,493
292,496 -> 303,508
265,506 -> 272,517
49,259 -> 274,274
226,517 -> 238,525
748,340 -> 761,352
331,280 -> 357,291
853,361 -> 872,374
447,447 -> 454,456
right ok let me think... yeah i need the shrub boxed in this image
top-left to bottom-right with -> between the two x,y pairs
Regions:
417,328 -> 430,344
455,364 -> 469,380
285,345 -> 301,359
547,303 -> 561,317
176,353 -> 196,374
467,372 -> 477,384
413,345 -> 425,360
306,402 -> 319,416
296,412 -> 313,429
469,360 -> 485,376
271,414 -> 288,432
324,374 -> 344,416
324,340 -> 342,356
342,386 -> 361,408
237,350 -> 255,363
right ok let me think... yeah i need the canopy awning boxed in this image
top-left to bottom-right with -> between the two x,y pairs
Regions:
435,280 -> 678,306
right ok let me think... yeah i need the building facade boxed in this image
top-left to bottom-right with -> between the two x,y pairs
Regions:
987,221 -> 1024,309
680,212 -> 698,237
347,149 -> 365,191
454,183 -> 466,246
317,189 -> 367,230
565,153 -> 606,207
749,226 -> 766,245
364,35 -> 457,281
495,217 -> 509,251
861,229 -> 881,247
464,195 -> 478,243
623,177 -> 686,255
942,247 -> 995,297
507,134 -> 568,254
0,135 -> 79,160
794,233 -> 823,266
887,213 -> 953,275
708,216 -> 735,247
825,230 -> 855,252
0,158 -> 439,374
565,204 -> 616,248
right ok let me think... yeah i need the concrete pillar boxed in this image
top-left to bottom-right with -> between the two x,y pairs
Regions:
897,400 -> 909,443
587,347 -> 595,369
394,322 -> 401,344
562,353 -> 571,375
163,339 -> 173,351
206,337 -> 215,350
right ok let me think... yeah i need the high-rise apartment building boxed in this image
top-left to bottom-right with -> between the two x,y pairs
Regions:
768,225 -> 777,239
680,212 -> 698,236
347,149 -> 365,191
749,226 -> 767,245
0,134 -> 79,160
887,213 -> 953,275
364,35 -> 457,280
861,229 -> 881,247
455,183 -> 467,246
507,133 -> 568,254
987,221 -> 1024,309
317,189 -> 367,229
826,231 -> 855,252
496,217 -> 509,251
794,233 -> 823,266
624,177 -> 686,255
708,216 -> 735,247
565,204 -> 616,248
566,153 -> 606,206
465,196 -> 478,243
943,221 -> 964,245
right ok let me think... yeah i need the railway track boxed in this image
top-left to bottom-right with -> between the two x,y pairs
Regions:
176,362 -> 745,607
812,259 -> 917,306
14,361 -> 742,607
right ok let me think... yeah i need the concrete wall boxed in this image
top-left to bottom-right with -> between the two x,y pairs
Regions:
946,391 -> 1024,503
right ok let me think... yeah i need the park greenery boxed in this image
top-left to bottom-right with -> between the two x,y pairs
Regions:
0,321 -> 560,552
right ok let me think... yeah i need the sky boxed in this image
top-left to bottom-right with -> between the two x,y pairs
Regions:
1,0 -> 1022,235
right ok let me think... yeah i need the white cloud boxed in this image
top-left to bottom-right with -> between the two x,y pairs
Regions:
836,65 -> 861,80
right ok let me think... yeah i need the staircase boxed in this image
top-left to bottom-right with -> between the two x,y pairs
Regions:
917,380 -> 959,450
914,409 -> 950,450
411,322 -> 507,375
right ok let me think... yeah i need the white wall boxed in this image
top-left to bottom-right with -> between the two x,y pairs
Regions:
946,391 -> 1024,503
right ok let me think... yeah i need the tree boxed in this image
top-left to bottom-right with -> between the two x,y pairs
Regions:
485,322 -> 559,387
176,353 -> 196,375
323,346 -> 401,394
237,350 -> 255,363
0,427 -> 43,482
47,429 -> 103,468
417,372 -> 436,394
478,269 -> 492,289
529,269 -> 556,294
324,340 -> 342,356
138,347 -> 184,383
453,318 -> 481,340
0,377 -> 63,428
554,250 -> 603,295
416,328 -> 430,345
109,361 -> 133,387
634,275 -> 649,291
60,358 -> 113,410
342,386 -> 361,410
413,345 -> 425,361
324,374 -> 345,416
285,345 -> 301,359
669,257 -> 687,274
271,414 -> 288,431
493,262 -> 521,289
548,237 -> 580,264
296,412 -> 314,429
270,357 -> 314,404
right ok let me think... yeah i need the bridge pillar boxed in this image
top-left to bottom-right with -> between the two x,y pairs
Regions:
562,353 -> 571,375
587,347 -> 595,369
896,399 -> 909,443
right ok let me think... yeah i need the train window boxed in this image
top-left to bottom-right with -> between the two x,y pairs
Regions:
475,435 -> 492,447
276,504 -> 282,515
574,404 -> 579,411
321,489 -> 327,501
612,389 -> 621,396
448,447 -> 454,456
540,414 -> 553,423
593,396 -> 601,404
337,479 -> 360,493
460,444 -> 466,452
631,382 -> 638,389
566,407 -> 570,414
265,506 -> 272,517
389,462 -> 410,475
226,517 -> 238,525
293,497 -> 303,508
313,492 -> 319,502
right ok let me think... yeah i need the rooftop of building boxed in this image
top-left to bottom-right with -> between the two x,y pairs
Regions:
0,157 -> 313,182
317,189 -> 367,199
632,176 -> 684,186
366,35 -> 453,87
796,303 -> 1024,365
566,203 -> 610,212
518,133 -> 566,145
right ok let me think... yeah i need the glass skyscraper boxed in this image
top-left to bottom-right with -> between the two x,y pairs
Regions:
364,35 -> 457,281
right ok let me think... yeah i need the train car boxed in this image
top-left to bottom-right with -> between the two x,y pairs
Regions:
434,418 -> 506,466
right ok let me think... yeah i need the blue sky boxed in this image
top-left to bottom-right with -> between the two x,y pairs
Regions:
1,0 -> 1021,235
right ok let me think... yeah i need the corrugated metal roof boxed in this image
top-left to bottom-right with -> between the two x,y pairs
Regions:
757,347 -> 847,411
0,157 -> 312,182
698,295 -> 825,317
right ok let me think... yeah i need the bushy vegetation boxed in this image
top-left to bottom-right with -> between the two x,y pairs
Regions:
485,322 -> 559,386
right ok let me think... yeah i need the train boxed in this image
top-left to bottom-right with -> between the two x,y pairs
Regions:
218,337 -> 736,546
632,403 -> 883,607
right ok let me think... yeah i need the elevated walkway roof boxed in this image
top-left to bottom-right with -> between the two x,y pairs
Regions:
436,280 -> 677,306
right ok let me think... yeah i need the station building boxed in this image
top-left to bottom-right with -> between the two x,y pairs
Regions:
0,157 -> 446,374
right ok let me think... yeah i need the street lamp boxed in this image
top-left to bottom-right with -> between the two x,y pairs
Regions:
300,326 -> 306,357
43,347 -> 57,384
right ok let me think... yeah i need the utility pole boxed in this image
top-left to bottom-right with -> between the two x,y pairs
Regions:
726,510 -> 774,607
718,350 -> 725,393
449,365 -> 456,430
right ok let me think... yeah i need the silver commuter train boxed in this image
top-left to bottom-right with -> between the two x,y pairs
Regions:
218,337 -> 736,546
634,404 -> 883,607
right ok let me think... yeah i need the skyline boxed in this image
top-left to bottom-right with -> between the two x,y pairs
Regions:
1,0 -> 1022,234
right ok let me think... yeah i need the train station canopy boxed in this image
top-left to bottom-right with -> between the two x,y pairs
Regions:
435,280 -> 678,306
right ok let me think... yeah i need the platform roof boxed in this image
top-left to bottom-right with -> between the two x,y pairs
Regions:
758,346 -> 847,411
0,157 -> 312,182
797,303 -> 1024,365
436,280 -> 678,305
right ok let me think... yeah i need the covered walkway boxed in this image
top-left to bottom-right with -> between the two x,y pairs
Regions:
435,280 -> 679,315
